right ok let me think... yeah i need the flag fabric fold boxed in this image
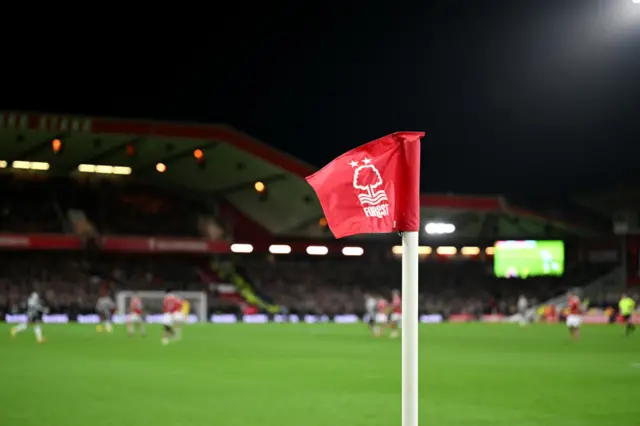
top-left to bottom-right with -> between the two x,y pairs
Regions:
305,132 -> 423,239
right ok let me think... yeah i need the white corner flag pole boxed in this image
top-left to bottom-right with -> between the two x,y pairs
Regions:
402,231 -> 419,426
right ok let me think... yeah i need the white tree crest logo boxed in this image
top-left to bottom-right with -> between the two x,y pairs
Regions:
350,158 -> 389,219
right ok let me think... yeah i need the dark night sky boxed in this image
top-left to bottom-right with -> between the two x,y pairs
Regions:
3,1 -> 639,203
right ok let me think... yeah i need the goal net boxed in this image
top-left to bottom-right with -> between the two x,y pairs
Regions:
115,291 -> 208,324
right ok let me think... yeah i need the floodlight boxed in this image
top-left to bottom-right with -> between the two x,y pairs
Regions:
424,222 -> 455,234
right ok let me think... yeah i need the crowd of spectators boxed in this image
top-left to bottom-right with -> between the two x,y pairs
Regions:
0,251 -> 614,318
0,176 -> 621,319
239,258 -> 612,316
0,175 -> 213,236
0,177 -> 63,233
0,252 -> 203,316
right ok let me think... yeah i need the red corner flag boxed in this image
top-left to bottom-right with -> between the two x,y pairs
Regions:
305,132 -> 423,239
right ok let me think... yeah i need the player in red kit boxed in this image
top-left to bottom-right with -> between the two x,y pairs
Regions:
172,295 -> 186,341
162,290 -> 182,345
126,293 -> 146,337
566,291 -> 583,341
389,290 -> 402,339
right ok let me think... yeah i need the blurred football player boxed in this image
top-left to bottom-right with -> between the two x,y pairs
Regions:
96,292 -> 116,333
11,291 -> 46,343
126,293 -> 146,337
364,293 -> 378,333
175,298 -> 189,340
389,290 -> 402,339
161,289 -> 183,345
619,293 -> 636,336
517,294 -> 529,327
566,291 -> 583,341
373,297 -> 389,337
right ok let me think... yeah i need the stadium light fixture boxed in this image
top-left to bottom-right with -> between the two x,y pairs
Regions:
95,165 -> 127,175
111,166 -> 131,175
126,143 -> 136,157
306,246 -> 328,256
425,222 -> 455,235
12,161 -> 50,171
254,181 -> 265,193
51,138 -> 62,154
269,244 -> 291,254
0,160 -> 6,168
436,246 -> 457,255
342,247 -> 364,256
461,246 -> 480,256
485,246 -> 495,256
392,245 -> 432,255
156,163 -> 167,173
78,164 -> 96,173
230,243 -> 253,253
30,162 -> 50,170
418,246 -> 432,255
11,161 -> 30,169
78,164 -> 132,175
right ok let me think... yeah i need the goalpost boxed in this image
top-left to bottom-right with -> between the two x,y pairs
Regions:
115,291 -> 208,324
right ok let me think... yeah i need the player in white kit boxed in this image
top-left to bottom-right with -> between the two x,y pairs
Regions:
96,295 -> 116,333
517,295 -> 529,327
10,292 -> 46,343
373,297 -> 389,337
364,293 -> 378,334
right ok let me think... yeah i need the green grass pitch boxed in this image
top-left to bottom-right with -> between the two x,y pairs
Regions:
1,323 -> 638,426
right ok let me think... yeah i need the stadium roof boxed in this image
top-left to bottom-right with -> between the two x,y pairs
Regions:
574,185 -> 640,216
0,111 -> 595,240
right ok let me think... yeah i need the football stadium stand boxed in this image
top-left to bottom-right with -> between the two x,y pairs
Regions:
0,111 -> 636,323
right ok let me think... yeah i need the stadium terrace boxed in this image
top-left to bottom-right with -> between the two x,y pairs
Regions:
0,111 -> 596,254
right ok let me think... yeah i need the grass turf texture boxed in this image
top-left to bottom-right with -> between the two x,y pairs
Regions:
1,323 -> 638,426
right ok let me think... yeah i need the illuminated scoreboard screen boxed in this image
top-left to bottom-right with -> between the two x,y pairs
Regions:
494,240 -> 564,278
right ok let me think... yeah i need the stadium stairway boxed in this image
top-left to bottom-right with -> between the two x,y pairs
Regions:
200,262 -> 282,314
538,266 -> 623,310
199,268 -> 246,304
506,266 -> 622,322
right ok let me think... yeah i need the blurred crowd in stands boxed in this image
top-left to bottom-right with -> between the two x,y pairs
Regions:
0,251 -> 615,318
0,176 -> 624,319
0,176 -> 210,236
